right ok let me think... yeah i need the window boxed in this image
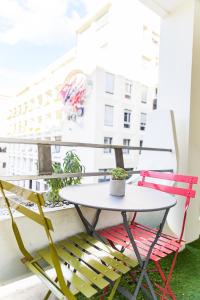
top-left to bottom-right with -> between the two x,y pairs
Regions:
123,139 -> 130,154
153,88 -> 158,110
141,85 -> 148,103
98,168 -> 111,182
105,72 -> 114,94
140,113 -> 147,130
36,182 -> 40,191
2,162 -> 6,168
0,147 -> 6,153
139,140 -> 143,154
153,99 -> 157,110
125,81 -> 132,99
104,105 -> 114,126
104,137 -> 112,153
54,136 -> 61,153
124,109 -> 131,128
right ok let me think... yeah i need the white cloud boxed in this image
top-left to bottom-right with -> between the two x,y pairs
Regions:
0,0 -> 84,45
0,0 -> 107,45
0,0 -> 105,95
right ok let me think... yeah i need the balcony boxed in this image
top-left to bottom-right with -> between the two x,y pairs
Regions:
1,103 -> 200,299
1,0 -> 200,298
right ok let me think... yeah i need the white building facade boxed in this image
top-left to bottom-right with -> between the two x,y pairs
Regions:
5,0 -> 159,190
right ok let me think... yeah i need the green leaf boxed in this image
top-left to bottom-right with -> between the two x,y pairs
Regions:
45,150 -> 85,204
111,167 -> 128,180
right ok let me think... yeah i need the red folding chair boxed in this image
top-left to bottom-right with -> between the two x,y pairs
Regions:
99,171 -> 198,299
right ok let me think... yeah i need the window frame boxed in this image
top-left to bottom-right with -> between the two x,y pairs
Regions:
123,138 -> 131,154
124,109 -> 132,128
104,105 -> 114,126
140,112 -> 147,131
125,81 -> 132,99
105,72 -> 115,94
104,136 -> 113,154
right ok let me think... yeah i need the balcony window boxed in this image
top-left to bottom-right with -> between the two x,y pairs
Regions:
141,85 -> 148,103
140,113 -> 147,130
104,137 -> 112,153
104,105 -> 114,126
105,72 -> 114,94
123,139 -> 130,154
124,109 -> 131,128
125,81 -> 132,99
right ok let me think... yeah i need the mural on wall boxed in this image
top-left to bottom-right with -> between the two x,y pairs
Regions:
59,70 -> 92,122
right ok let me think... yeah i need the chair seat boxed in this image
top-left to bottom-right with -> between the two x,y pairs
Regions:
99,223 -> 184,262
24,232 -> 138,299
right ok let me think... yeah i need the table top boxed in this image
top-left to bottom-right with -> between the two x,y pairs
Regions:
59,183 -> 176,212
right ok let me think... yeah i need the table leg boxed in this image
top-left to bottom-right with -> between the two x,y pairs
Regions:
121,208 -> 170,300
74,204 -> 105,241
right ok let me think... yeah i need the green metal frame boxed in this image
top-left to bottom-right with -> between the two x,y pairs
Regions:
0,180 -> 137,299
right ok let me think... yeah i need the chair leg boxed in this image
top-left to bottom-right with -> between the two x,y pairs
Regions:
43,277 -> 58,300
161,251 -> 179,300
154,261 -> 176,300
100,286 -> 109,300
107,276 -> 121,300
100,274 -> 121,300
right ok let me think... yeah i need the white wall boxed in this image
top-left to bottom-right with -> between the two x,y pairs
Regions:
158,0 -> 200,241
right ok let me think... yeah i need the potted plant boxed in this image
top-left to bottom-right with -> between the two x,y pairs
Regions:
110,167 -> 128,197
45,150 -> 85,206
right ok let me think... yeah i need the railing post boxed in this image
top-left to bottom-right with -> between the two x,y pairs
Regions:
114,148 -> 124,168
37,144 -> 53,175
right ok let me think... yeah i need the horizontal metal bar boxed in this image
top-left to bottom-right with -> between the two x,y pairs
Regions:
0,169 -> 173,181
0,137 -> 172,152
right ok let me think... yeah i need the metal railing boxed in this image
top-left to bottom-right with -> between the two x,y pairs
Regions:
0,137 -> 173,183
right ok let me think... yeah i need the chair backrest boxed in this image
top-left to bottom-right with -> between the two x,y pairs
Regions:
0,180 -> 74,299
138,171 -> 198,241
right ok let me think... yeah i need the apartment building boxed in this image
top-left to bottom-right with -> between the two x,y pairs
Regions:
6,65 -> 156,188
5,0 -> 159,189
76,0 -> 159,86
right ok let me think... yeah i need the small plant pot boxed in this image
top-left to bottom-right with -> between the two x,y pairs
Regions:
110,179 -> 126,197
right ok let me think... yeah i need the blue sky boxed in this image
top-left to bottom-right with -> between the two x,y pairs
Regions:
0,0 -> 100,95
